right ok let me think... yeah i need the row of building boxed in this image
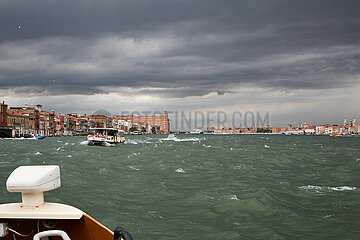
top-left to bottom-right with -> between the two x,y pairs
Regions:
0,101 -> 170,138
212,121 -> 360,135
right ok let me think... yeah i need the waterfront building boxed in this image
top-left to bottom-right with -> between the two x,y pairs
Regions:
112,118 -> 132,133
74,116 -> 89,135
10,106 -> 40,135
324,126 -> 334,135
316,125 -> 325,135
64,115 -> 76,135
213,129 -> 237,134
55,115 -> 65,136
271,128 -> 287,134
303,125 -> 316,135
0,101 -> 7,127
239,128 -> 253,134
89,115 -> 111,128
39,110 -> 55,136
6,109 -> 29,137
113,111 -> 170,134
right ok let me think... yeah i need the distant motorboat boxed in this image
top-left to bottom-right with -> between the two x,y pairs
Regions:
186,129 -> 203,134
161,134 -> 177,141
167,133 -> 176,139
35,135 -> 47,139
130,131 -> 142,135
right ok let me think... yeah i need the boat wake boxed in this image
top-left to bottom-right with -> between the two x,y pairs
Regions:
80,140 -> 90,145
161,135 -> 202,142
0,137 -> 36,140
80,140 -> 116,147
125,138 -> 153,144
104,142 -> 116,147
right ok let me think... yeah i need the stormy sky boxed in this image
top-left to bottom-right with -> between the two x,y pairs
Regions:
1,0 -> 360,128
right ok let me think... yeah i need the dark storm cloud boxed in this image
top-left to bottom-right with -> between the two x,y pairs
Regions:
0,0 -> 360,97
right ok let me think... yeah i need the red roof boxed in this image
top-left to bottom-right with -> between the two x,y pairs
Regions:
7,109 -> 28,117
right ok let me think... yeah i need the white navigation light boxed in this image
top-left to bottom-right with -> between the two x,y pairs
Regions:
6,165 -> 61,207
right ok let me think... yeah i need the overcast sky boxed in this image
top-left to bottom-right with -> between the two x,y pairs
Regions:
1,0 -> 359,128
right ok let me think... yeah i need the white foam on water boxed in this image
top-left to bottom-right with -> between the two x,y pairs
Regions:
125,140 -> 137,144
104,142 -> 115,147
56,147 -> 62,151
64,142 -> 69,146
329,186 -> 357,191
175,168 -> 185,173
177,137 -> 201,142
230,195 -> 239,200
299,185 -> 357,192
202,144 -> 211,148
80,140 -> 89,145
1,137 -> 36,140
66,155 -> 72,158
35,152 -> 42,155
299,185 -> 322,190
162,137 -> 202,142
128,165 -> 140,171
126,138 -> 154,144
161,135 -> 178,141
265,144 -> 270,148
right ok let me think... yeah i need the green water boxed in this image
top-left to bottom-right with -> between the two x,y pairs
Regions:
1,135 -> 360,239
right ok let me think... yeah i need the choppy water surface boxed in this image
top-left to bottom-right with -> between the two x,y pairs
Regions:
1,135 -> 360,239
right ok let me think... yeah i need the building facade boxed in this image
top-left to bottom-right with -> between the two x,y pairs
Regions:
6,109 -> 30,136
0,101 -> 7,127
113,111 -> 170,134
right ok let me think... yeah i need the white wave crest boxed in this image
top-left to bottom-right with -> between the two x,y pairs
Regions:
128,165 -> 140,171
175,168 -> 185,173
202,144 -> 211,148
299,185 -> 357,192
230,195 -> 239,200
329,186 -> 357,191
125,138 -> 153,144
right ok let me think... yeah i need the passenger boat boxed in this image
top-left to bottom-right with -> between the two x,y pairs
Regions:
87,128 -> 125,145
0,165 -> 132,240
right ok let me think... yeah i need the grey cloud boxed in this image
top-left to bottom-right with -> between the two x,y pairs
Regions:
0,0 -> 360,98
